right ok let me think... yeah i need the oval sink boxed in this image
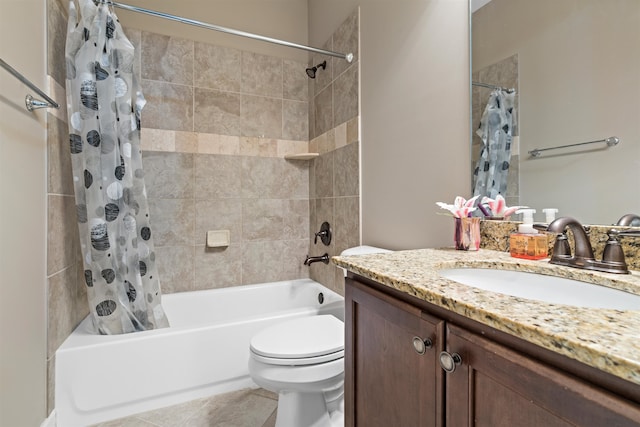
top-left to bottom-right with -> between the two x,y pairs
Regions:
438,268 -> 640,310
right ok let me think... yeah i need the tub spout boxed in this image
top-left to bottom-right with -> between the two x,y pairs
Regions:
304,253 -> 330,266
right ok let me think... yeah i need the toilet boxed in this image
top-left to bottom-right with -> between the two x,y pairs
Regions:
249,246 -> 391,427
248,315 -> 345,427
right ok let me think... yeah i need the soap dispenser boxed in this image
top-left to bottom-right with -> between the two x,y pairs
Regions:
510,209 -> 548,260
542,208 -> 558,224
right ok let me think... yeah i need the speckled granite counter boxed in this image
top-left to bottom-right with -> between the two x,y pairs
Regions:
333,248 -> 640,385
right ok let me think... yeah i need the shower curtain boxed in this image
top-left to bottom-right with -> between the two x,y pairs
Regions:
65,0 -> 169,334
472,89 -> 516,199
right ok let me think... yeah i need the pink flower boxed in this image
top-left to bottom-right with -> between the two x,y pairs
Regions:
436,195 -> 480,218
480,195 -> 527,218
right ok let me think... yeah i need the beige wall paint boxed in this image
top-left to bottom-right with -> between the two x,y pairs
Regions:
308,0 -> 356,46
473,0 -> 640,224
117,0 -> 310,62
0,0 -> 48,425
310,0 -> 471,250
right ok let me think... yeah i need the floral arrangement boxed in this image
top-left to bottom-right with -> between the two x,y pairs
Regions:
436,195 -> 479,218
478,195 -> 526,219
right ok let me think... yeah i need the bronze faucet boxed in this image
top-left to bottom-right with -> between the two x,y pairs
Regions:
546,217 -> 630,274
616,213 -> 640,226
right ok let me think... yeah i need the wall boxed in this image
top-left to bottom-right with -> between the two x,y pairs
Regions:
472,0 -> 640,224
0,0 -> 48,425
307,9 -> 361,294
136,8 -> 361,296
310,0 -> 471,251
133,27 -> 312,292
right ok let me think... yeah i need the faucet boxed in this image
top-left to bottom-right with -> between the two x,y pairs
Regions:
546,217 -> 630,274
304,253 -> 330,266
616,213 -> 640,227
547,217 -> 594,265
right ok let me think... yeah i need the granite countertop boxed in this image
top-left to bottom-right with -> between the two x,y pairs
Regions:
332,248 -> 640,385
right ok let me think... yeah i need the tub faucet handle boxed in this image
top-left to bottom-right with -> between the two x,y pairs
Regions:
314,222 -> 332,246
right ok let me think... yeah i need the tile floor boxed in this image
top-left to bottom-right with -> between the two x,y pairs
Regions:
90,388 -> 278,427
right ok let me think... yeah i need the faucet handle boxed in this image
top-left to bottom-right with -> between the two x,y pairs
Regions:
601,229 -> 630,273
609,228 -> 640,239
314,222 -> 332,246
551,232 -> 571,260
603,233 -> 626,264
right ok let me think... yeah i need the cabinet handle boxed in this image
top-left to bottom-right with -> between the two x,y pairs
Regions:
412,336 -> 433,355
439,351 -> 462,373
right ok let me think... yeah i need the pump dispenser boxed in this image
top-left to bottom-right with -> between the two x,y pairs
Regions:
542,208 -> 558,223
510,209 -> 549,260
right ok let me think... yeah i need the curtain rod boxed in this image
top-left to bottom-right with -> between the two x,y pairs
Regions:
472,81 -> 515,93
111,2 -> 354,63
0,58 -> 59,110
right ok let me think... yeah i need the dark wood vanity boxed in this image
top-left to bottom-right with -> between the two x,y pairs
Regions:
345,274 -> 640,427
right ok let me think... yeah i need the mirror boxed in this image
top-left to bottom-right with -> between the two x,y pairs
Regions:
471,0 -> 640,225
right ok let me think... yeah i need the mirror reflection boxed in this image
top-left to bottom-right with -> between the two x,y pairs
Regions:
471,0 -> 640,225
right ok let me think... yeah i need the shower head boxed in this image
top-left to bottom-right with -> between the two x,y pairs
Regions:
305,60 -> 327,79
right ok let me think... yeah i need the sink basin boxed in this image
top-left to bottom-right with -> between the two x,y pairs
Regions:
438,268 -> 640,310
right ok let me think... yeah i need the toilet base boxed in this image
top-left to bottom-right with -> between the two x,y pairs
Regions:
275,391 -> 343,427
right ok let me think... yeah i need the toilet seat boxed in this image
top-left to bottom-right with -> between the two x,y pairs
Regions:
250,315 -> 344,366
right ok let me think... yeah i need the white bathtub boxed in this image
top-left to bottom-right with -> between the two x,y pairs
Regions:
55,279 -> 344,427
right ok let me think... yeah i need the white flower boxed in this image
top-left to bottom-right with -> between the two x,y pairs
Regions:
480,195 -> 527,218
436,195 -> 479,218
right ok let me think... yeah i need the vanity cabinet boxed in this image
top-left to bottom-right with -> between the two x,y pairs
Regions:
345,276 -> 640,427
345,278 -> 445,427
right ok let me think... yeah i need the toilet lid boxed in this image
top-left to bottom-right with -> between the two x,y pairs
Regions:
250,315 -> 344,360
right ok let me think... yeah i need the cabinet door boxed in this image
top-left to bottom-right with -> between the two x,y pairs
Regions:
444,324 -> 640,427
345,278 -> 445,427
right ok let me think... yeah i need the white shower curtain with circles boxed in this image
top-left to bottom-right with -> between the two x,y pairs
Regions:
472,89 -> 516,199
65,0 -> 169,334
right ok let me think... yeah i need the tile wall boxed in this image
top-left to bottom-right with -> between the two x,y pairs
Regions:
143,151 -> 311,293
46,0 -> 87,415
130,22 -> 317,293
307,9 -> 360,294
45,1 -> 361,415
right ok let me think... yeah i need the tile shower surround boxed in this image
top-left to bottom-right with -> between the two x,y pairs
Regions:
137,31 -> 310,141
143,150 -> 311,293
46,0 -> 361,417
139,122 -> 360,295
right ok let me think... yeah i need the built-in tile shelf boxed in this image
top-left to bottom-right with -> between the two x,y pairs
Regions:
284,153 -> 319,160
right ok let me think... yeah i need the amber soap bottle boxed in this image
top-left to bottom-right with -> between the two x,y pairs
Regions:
510,209 -> 548,260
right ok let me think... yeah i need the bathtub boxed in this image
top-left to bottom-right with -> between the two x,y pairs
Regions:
55,279 -> 344,427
